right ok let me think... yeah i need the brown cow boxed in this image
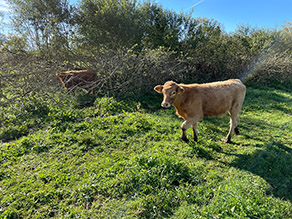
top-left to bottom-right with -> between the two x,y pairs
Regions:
154,79 -> 246,143
56,69 -> 97,94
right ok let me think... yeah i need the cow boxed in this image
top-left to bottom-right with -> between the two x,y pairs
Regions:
154,79 -> 246,143
56,69 -> 97,94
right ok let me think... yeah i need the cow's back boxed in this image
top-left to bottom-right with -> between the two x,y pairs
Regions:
200,79 -> 246,117
57,70 -> 96,89
177,79 -> 246,118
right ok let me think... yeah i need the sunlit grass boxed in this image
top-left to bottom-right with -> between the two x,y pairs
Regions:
1,84 -> 292,218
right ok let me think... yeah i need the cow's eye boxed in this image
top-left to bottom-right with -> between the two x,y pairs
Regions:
171,91 -> 176,96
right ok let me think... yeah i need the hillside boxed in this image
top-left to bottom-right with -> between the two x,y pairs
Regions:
1,84 -> 292,218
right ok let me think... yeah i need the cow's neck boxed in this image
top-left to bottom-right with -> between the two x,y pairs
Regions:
172,94 -> 182,109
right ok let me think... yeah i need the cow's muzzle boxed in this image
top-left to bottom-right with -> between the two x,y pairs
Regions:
161,102 -> 171,108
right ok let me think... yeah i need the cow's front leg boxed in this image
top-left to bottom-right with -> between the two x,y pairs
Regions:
181,119 -> 194,143
181,128 -> 189,143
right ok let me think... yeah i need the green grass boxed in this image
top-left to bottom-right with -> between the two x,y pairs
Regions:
1,84 -> 292,218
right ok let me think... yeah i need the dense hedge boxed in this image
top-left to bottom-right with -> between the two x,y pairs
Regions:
1,0 -> 292,101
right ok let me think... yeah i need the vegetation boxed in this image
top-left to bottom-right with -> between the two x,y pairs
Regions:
1,0 -> 292,103
1,84 -> 292,218
0,0 -> 292,218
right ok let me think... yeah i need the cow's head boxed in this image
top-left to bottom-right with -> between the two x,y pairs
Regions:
154,81 -> 184,108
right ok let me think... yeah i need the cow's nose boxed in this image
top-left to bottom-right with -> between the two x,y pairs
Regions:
161,102 -> 170,108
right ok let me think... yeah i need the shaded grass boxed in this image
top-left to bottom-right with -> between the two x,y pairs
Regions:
1,84 -> 292,218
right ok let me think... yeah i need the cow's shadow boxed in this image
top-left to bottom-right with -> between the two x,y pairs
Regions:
197,113 -> 292,202
221,108 -> 292,201
223,140 -> 292,201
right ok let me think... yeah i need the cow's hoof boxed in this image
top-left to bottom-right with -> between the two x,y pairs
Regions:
217,146 -> 223,152
181,137 -> 189,143
234,127 -> 239,135
223,135 -> 232,144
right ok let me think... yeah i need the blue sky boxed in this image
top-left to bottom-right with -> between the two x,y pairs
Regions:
1,0 -> 292,33
157,0 -> 292,32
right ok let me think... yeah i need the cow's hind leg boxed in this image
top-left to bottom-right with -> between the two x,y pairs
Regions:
224,112 -> 239,144
88,82 -> 96,94
192,123 -> 198,142
232,114 -> 240,135
234,125 -> 239,135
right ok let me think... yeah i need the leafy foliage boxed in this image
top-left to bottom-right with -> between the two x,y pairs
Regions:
7,0 -> 74,51
1,0 -> 292,105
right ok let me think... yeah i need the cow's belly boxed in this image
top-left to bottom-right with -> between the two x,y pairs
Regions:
203,109 -> 228,117
202,100 -> 231,117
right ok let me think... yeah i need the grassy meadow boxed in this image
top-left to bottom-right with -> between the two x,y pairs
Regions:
0,83 -> 292,218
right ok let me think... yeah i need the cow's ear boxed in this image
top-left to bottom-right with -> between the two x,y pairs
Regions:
154,85 -> 163,93
177,86 -> 184,94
